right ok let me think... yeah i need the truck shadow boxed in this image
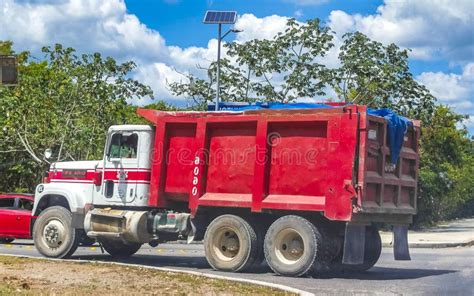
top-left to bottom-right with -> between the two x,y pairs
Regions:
72,254 -> 457,281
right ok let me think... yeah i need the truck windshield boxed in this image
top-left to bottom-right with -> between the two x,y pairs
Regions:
109,133 -> 138,159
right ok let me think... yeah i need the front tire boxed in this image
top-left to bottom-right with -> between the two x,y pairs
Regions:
101,240 -> 142,257
33,206 -> 80,258
264,215 -> 325,277
204,214 -> 259,272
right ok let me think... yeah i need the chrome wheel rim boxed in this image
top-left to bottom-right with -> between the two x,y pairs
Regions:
212,226 -> 241,261
274,228 -> 304,265
42,219 -> 67,249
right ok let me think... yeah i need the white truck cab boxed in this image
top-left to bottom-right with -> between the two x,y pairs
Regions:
31,125 -> 191,258
93,125 -> 154,207
33,125 -> 154,216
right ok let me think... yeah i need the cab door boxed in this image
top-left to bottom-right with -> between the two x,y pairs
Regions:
103,132 -> 139,204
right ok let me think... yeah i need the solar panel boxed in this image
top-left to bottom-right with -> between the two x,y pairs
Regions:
203,10 -> 237,24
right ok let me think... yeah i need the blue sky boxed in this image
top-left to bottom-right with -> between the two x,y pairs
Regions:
125,0 -> 382,48
1,0 -> 473,132
124,0 -> 467,76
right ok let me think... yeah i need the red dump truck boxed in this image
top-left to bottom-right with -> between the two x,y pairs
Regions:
31,104 -> 419,277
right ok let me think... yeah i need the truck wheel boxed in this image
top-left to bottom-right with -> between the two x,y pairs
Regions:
0,238 -> 14,244
204,215 -> 258,272
33,206 -> 80,258
264,215 -> 324,277
101,240 -> 142,257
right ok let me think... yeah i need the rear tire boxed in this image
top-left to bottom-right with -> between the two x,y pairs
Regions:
204,214 -> 259,272
33,206 -> 80,258
264,215 -> 325,277
101,240 -> 142,257
0,238 -> 14,244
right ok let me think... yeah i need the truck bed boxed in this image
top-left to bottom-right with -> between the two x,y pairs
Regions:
138,104 -> 419,223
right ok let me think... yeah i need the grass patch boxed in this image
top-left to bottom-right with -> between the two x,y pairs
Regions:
0,256 -> 294,295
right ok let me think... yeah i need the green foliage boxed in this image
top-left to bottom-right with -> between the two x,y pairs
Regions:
0,42 -> 153,192
334,32 -> 436,123
226,18 -> 334,102
416,106 -> 474,224
168,19 -> 435,124
169,18 -> 335,106
0,41 -> 14,55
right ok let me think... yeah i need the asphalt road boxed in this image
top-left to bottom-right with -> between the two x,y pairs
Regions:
1,240 -> 473,295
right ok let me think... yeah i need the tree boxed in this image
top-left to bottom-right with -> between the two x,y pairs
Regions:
416,106 -> 474,224
0,42 -> 153,192
334,32 -> 436,123
167,59 -> 249,109
169,18 -> 335,106
169,19 -> 435,123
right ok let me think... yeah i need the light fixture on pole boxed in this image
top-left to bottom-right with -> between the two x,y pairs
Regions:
203,10 -> 240,111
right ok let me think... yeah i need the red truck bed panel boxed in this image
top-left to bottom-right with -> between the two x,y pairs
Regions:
138,104 -> 419,222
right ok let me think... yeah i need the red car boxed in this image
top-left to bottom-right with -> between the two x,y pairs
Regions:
0,193 -> 35,243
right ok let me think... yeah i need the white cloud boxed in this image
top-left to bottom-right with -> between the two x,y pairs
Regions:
0,0 -> 169,62
327,0 -> 474,62
132,63 -> 186,106
1,0 -> 473,123
0,1 -> 297,105
416,72 -> 470,102
464,116 -> 474,131
294,9 -> 303,19
0,0 -> 220,104
417,63 -> 474,119
234,14 -> 289,41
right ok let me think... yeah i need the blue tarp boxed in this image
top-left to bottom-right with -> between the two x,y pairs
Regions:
367,108 -> 413,163
208,102 -> 333,111
210,102 -> 412,164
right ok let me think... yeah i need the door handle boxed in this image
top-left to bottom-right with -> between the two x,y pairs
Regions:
16,217 -> 22,220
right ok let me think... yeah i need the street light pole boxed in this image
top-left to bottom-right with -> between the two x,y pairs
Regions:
203,11 -> 239,111
216,24 -> 222,111
215,28 -> 242,111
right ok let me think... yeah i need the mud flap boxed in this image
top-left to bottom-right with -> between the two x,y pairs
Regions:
393,224 -> 411,260
71,212 -> 85,229
342,223 -> 366,265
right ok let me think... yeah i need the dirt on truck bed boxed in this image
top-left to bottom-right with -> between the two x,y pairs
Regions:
0,256 -> 292,295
